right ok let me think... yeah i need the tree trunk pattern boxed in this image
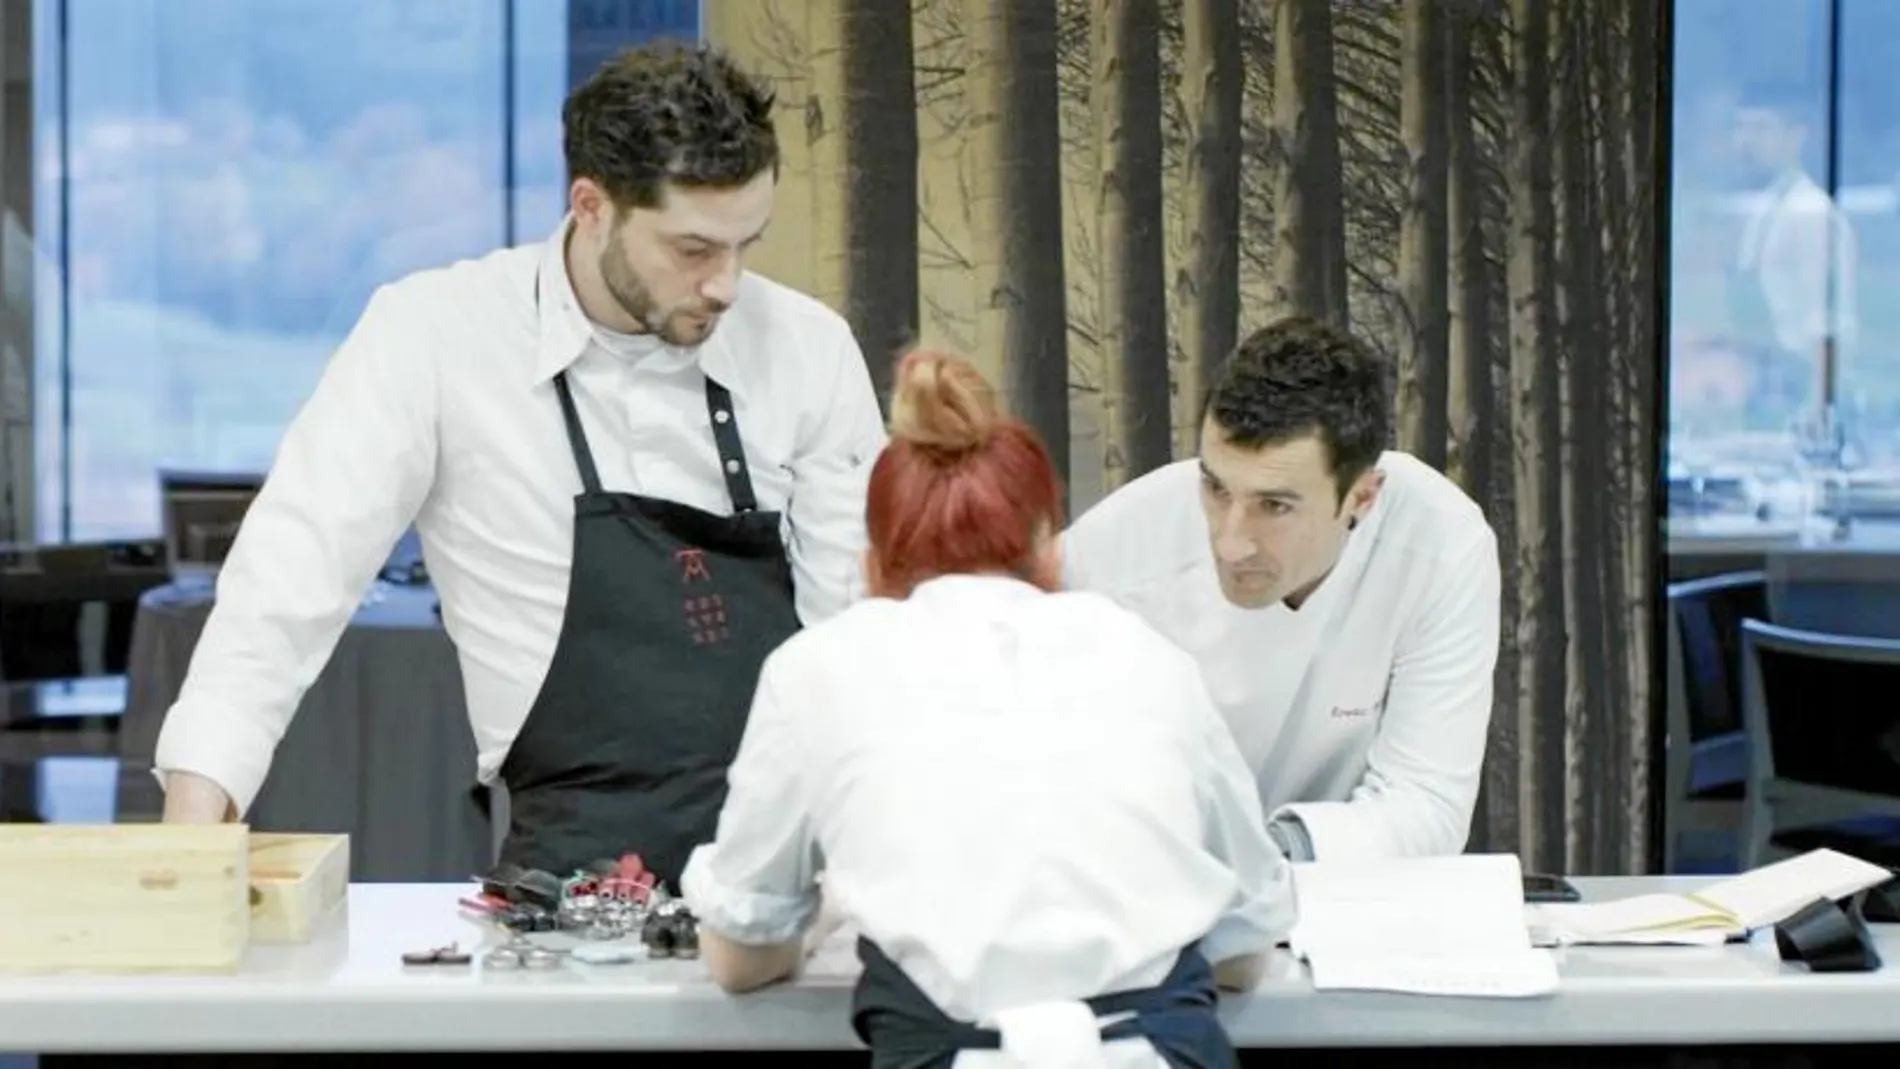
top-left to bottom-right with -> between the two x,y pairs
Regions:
1093,0 -> 1174,489
1174,0 -> 1242,459
1269,0 -> 1349,326
1396,0 -> 1450,470
966,0 -> 1073,505
838,2 -> 921,410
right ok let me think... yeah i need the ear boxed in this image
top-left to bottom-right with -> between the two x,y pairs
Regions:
569,177 -> 613,236
1347,468 -> 1385,525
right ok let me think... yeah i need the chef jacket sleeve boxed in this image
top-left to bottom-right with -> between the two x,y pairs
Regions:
681,649 -> 824,945
1270,527 -> 1501,860
151,283 -> 439,816
1184,658 -> 1300,963
786,317 -> 888,625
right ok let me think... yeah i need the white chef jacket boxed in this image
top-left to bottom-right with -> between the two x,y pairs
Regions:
1061,451 -> 1500,862
1736,169 -> 1857,357
152,218 -> 889,816
681,574 -> 1295,1067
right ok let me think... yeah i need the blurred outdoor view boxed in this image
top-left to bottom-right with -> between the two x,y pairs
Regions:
15,0 -> 1900,544
1669,0 -> 1900,535
10,0 -> 696,543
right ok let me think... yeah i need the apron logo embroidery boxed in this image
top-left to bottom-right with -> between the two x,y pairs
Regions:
684,593 -> 729,645
675,548 -> 712,582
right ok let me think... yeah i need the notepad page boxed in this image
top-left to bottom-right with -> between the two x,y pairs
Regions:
1306,952 -> 1561,998
1288,854 -> 1558,998
1530,895 -> 1739,944
1290,853 -> 1535,958
1697,848 -> 1894,931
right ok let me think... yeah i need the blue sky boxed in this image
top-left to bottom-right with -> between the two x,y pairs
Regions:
24,0 -> 696,539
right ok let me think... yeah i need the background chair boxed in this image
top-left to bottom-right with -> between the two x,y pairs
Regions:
1739,618 -> 1900,869
1662,570 -> 1766,871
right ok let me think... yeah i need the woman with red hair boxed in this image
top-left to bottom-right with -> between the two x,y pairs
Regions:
681,349 -> 1294,1068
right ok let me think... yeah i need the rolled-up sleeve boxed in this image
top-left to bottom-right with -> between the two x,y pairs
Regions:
786,320 -> 887,625
152,284 -> 438,815
1185,662 -> 1299,962
681,652 -> 823,945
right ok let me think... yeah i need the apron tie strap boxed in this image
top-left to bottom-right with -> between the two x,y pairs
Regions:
852,938 -> 1237,1069
986,1000 -> 1112,1069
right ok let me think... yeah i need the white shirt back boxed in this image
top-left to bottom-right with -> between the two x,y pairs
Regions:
681,575 -> 1294,1055
1062,452 -> 1501,861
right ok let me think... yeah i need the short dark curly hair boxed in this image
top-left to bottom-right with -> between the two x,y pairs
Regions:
562,40 -> 779,211
1201,316 -> 1390,502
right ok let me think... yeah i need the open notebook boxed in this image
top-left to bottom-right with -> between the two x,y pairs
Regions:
1532,848 -> 1894,946
1287,853 -> 1560,998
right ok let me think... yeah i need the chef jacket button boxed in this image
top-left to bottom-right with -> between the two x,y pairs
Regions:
725,459 -> 741,474
713,409 -> 731,424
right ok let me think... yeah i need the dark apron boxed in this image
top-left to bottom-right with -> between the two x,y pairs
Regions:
850,938 -> 1237,1069
480,355 -> 802,888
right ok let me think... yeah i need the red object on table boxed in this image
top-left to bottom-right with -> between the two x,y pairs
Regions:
599,853 -> 657,902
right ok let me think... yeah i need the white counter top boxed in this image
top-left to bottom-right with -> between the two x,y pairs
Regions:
2,878 -> 1898,1052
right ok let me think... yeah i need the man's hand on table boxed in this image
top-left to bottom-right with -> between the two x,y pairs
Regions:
160,770 -> 238,823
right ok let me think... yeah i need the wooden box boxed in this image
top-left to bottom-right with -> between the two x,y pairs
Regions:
0,824 -> 251,974
0,826 -> 352,974
248,832 -> 349,943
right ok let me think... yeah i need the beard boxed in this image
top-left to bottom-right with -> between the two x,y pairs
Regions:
599,242 -> 727,348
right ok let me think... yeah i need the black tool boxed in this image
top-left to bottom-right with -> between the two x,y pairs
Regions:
642,909 -> 677,958
1859,874 -> 1900,923
401,943 -> 473,966
512,868 -> 565,912
479,862 -> 565,913
1522,873 -> 1582,903
480,862 -> 526,902
496,906 -> 558,933
1775,896 -> 1884,973
671,914 -> 700,960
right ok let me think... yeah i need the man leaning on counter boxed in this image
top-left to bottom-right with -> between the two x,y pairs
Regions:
1062,316 -> 1503,864
152,42 -> 887,890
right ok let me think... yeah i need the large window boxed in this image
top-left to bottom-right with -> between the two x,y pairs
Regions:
1669,0 -> 1900,540
9,0 -> 698,543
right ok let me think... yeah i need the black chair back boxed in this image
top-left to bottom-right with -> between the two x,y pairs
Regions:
1668,570 -> 1768,740
1744,619 -> 1900,799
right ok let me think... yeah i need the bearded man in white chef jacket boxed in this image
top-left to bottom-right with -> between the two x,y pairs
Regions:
152,43 -> 889,889
1062,316 -> 1501,862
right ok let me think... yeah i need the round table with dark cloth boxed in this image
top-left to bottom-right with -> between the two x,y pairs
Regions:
119,579 -> 496,882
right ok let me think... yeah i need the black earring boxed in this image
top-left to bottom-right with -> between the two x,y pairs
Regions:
1348,517 -> 1359,531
